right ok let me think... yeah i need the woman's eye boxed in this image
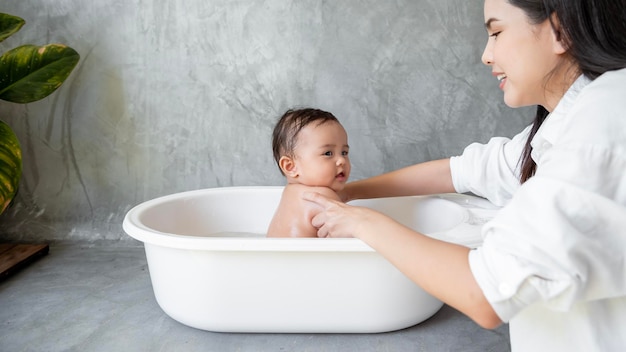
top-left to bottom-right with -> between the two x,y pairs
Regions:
489,31 -> 501,38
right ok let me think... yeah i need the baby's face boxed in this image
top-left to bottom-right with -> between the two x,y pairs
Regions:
290,121 -> 351,191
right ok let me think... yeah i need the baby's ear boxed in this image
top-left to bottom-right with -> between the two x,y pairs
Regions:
279,156 -> 298,177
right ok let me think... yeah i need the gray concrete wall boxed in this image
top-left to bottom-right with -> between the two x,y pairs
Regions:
0,0 -> 531,243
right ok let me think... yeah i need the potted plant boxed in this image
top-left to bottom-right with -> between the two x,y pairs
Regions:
0,12 -> 79,214
0,12 -> 79,279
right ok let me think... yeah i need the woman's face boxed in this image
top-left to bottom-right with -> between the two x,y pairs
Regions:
481,0 -> 568,111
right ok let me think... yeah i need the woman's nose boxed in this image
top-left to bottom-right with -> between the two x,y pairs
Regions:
481,40 -> 493,66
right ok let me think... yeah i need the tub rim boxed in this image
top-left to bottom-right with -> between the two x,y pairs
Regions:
123,186 -> 490,252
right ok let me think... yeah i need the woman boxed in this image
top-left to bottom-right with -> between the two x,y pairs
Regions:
304,0 -> 626,350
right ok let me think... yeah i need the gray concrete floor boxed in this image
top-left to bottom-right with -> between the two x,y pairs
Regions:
0,243 -> 510,352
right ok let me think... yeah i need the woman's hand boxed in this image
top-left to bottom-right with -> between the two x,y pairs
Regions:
303,191 -> 383,238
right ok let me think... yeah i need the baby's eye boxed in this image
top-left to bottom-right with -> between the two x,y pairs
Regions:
323,151 -> 333,156
342,151 -> 349,156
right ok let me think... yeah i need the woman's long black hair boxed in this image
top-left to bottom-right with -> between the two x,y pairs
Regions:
509,0 -> 626,183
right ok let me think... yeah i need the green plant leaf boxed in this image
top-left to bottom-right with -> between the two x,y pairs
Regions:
0,120 -> 22,214
0,44 -> 80,103
0,13 -> 25,43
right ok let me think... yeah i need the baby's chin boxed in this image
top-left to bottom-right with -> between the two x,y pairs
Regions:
307,182 -> 343,193
329,182 -> 347,192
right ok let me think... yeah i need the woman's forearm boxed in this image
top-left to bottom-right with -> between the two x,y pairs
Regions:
345,158 -> 456,200
353,214 -> 501,329
304,190 -> 500,329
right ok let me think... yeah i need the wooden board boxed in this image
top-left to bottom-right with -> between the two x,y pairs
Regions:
0,243 -> 49,281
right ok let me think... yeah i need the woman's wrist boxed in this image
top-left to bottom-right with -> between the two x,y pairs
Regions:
341,182 -> 358,202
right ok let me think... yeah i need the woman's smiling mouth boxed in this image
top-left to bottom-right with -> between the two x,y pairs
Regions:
497,73 -> 507,89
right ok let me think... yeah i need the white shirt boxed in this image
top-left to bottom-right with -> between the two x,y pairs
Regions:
450,68 -> 626,352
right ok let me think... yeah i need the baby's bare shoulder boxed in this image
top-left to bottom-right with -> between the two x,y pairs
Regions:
308,186 -> 341,200
285,184 -> 340,201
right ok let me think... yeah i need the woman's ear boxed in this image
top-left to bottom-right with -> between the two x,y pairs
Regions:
279,156 -> 298,177
550,13 -> 567,54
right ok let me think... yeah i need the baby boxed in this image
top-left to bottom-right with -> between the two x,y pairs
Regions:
267,108 -> 351,238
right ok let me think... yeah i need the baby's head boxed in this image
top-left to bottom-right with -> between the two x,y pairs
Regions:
272,108 -> 350,191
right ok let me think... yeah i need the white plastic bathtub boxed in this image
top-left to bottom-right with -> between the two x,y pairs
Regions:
123,186 -> 498,333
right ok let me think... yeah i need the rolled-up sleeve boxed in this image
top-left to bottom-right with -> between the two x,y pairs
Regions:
470,176 -> 626,322
450,126 -> 531,206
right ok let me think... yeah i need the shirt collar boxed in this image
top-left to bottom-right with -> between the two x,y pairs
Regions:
530,74 -> 591,159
